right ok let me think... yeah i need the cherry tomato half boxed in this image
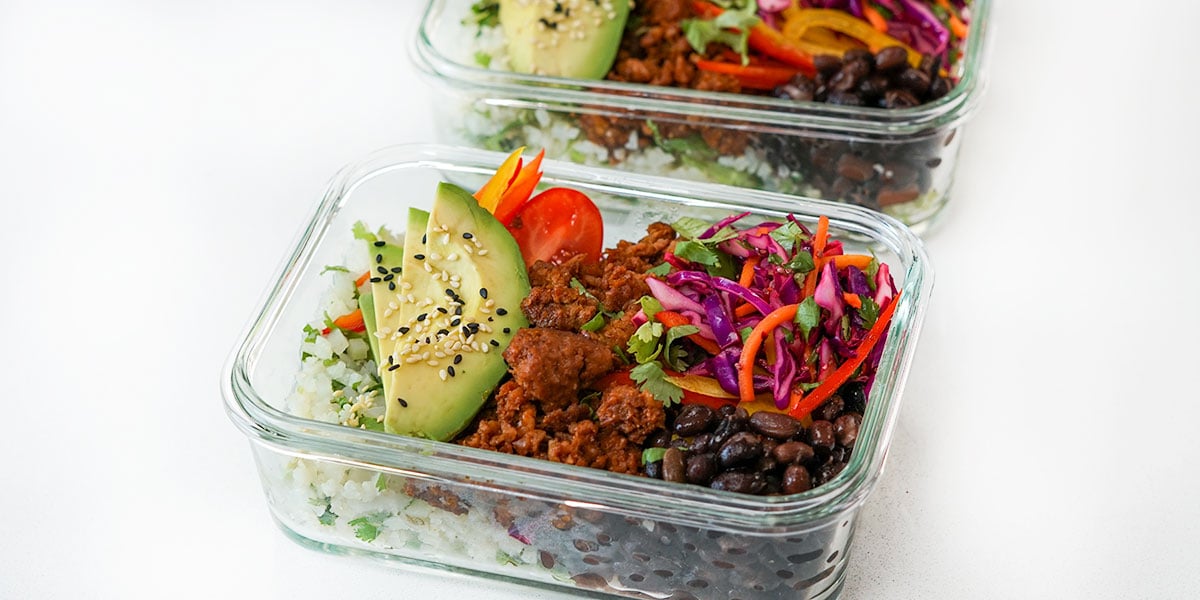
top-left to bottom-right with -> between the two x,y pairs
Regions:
506,187 -> 603,267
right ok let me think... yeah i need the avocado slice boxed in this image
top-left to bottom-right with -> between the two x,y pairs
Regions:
375,183 -> 530,441
499,0 -> 631,79
366,208 -> 427,370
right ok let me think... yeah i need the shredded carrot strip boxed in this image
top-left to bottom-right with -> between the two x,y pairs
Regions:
843,292 -> 862,309
863,5 -> 888,32
786,291 -> 902,418
322,308 -> 366,335
830,254 -> 874,269
739,256 -> 760,288
948,13 -> 968,39
801,216 -> 830,298
734,302 -> 758,318
737,303 -> 800,403
354,271 -> 370,288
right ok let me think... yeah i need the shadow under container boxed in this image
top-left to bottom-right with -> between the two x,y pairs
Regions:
222,144 -> 933,599
411,0 -> 991,234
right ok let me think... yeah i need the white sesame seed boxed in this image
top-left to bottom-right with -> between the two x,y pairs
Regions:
438,369 -> 447,381
406,294 -> 416,303
480,324 -> 493,333
428,359 -> 439,367
485,299 -> 495,307
383,308 -> 393,318
430,252 -> 442,260
481,343 -> 491,353
435,351 -> 446,358
447,253 -> 458,261
450,280 -> 461,289
400,282 -> 412,291
388,301 -> 399,310
423,262 -> 432,272
463,245 -> 474,255
480,307 -> 491,314
406,356 -> 422,364
478,249 -> 489,256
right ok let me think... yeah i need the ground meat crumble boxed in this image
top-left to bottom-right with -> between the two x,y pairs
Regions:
457,224 -> 675,475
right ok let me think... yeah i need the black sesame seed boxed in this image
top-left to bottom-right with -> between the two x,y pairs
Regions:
398,327 -> 411,334
490,340 -> 500,347
375,254 -> 383,264
480,288 -> 488,299
462,232 -> 474,239
388,363 -> 400,371
369,277 -> 382,283
398,398 -> 408,408
455,306 -> 463,316
414,254 -> 425,260
468,323 -> 481,332
424,336 -> 430,344
447,366 -> 456,377
391,266 -> 402,273
373,241 -> 386,247
421,234 -> 426,244
377,266 -> 388,274
436,328 -> 449,337
496,308 -> 508,316
383,273 -> 394,281
388,281 -> 396,291
503,327 -> 511,334
450,317 -> 462,327
453,354 -> 462,364
437,307 -> 448,314
387,354 -> 394,364
487,316 -> 494,322
416,313 -> 427,322
445,288 -> 455,296
462,326 -> 472,336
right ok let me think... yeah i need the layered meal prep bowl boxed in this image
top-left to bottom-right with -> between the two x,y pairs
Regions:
222,144 -> 933,599
410,0 -> 991,233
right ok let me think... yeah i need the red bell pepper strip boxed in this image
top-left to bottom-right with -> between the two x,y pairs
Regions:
695,59 -> 798,91
691,0 -> 816,76
786,290 -> 901,419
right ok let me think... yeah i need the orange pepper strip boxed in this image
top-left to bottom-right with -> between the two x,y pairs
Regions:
473,147 -> 525,213
737,303 -> 799,403
354,271 -> 371,288
843,292 -> 862,309
862,5 -> 888,33
493,149 -> 545,225
786,290 -> 901,418
691,1 -> 817,75
656,310 -> 722,355
321,308 -> 366,335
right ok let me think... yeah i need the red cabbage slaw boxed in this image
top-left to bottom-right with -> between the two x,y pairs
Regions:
763,0 -> 972,70
637,213 -> 899,410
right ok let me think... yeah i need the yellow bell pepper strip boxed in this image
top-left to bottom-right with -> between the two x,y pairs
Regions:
691,1 -> 816,76
781,7 -> 922,68
785,289 -> 901,419
473,146 -> 525,213
694,58 -> 799,91
492,148 -> 545,225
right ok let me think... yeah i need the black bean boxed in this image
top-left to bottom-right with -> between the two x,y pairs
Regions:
717,432 -> 763,469
690,432 -> 714,454
782,464 -> 813,495
882,88 -> 921,109
930,76 -> 952,100
815,394 -> 845,422
814,461 -> 847,485
875,46 -> 909,72
663,447 -> 686,483
808,420 -> 836,454
843,48 -> 874,65
674,404 -> 716,436
646,430 -> 672,449
857,74 -> 890,99
834,413 -> 862,448
812,54 -> 842,76
685,453 -> 717,485
710,471 -> 767,494
749,411 -> 803,440
773,441 -> 815,465
896,67 -> 931,96
826,90 -> 864,106
644,460 -> 663,480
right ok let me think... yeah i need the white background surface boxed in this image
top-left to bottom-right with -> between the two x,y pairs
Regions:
2,1 -> 1198,598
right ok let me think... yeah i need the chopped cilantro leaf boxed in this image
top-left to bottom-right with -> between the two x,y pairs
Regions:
642,447 -> 668,465
646,262 -> 672,276
580,312 -> 606,332
375,473 -> 388,492
795,297 -> 820,339
320,265 -> 350,275
671,216 -> 737,243
351,221 -> 376,243
628,321 -> 664,363
769,221 -> 809,249
630,361 -> 684,405
673,239 -> 720,267
638,295 -> 664,320
302,324 -> 321,344
662,324 -> 700,371
858,296 -> 880,329
739,326 -> 754,343
474,51 -> 492,68
785,251 -> 815,274
348,512 -> 391,543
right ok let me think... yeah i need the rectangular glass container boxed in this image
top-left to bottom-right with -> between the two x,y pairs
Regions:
410,0 -> 991,234
222,144 -> 933,600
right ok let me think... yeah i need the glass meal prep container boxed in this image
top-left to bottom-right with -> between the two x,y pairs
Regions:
410,0 -> 991,233
222,144 -> 933,600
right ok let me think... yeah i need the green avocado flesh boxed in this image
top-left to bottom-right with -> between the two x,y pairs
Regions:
499,0 -> 631,79
372,183 -> 530,441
